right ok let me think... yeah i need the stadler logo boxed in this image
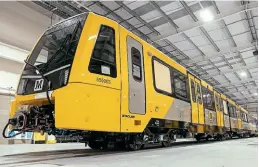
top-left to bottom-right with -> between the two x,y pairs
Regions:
96,77 -> 111,84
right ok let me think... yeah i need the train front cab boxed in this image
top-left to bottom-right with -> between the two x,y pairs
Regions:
54,12 -> 122,133
8,12 -> 123,134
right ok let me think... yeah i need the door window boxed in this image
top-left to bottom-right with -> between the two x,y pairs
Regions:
131,47 -> 142,82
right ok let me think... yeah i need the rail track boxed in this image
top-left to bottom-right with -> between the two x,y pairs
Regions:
1,137 -> 256,167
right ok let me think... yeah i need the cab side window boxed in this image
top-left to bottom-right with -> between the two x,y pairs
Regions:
88,25 -> 117,78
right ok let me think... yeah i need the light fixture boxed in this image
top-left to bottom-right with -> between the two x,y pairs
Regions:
200,9 -> 214,22
253,92 -> 258,96
240,71 -> 247,77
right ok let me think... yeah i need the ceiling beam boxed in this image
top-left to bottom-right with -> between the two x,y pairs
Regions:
114,1 -> 184,62
180,1 -> 221,52
64,1 -> 90,13
211,1 -> 220,14
182,42 -> 256,64
238,100 -> 258,105
179,1 -> 198,22
225,87 -> 258,94
150,2 -> 258,42
200,27 -> 220,52
222,20 -> 237,47
215,78 -> 257,88
201,62 -> 258,79
149,1 -> 179,29
211,1 -> 237,48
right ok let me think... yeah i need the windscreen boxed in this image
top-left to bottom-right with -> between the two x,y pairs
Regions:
17,13 -> 88,95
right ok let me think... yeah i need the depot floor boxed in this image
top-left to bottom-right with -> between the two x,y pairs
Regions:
0,138 -> 257,167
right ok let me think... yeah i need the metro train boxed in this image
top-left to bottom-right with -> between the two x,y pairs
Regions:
2,12 -> 258,150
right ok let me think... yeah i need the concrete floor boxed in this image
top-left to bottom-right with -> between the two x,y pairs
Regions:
0,138 -> 257,167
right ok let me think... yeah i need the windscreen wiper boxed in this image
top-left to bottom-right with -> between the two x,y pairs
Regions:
55,21 -> 82,64
39,33 -> 72,72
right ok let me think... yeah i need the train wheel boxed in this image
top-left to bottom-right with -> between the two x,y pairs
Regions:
128,135 -> 143,151
195,135 -> 201,142
162,141 -> 171,147
129,141 -> 143,151
88,141 -> 102,150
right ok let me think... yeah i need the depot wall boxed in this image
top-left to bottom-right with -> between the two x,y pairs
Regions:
0,94 -> 13,143
0,2 -> 59,143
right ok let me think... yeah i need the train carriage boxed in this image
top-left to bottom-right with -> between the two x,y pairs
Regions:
3,12 -> 257,150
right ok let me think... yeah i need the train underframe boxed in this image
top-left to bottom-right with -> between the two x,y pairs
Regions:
4,104 -> 256,150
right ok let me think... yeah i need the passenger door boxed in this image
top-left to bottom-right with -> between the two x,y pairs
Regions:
214,91 -> 222,127
126,36 -> 146,115
188,73 -> 198,124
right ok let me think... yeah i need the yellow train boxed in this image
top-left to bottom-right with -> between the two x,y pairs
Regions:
2,12 -> 258,150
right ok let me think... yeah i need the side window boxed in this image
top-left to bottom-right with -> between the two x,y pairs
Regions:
223,100 -> 228,115
196,83 -> 202,104
131,47 -> 142,82
172,70 -> 187,99
202,86 -> 207,108
233,106 -> 237,118
88,25 -> 116,78
153,59 -> 172,95
244,113 -> 248,122
210,91 -> 215,111
191,80 -> 196,102
228,104 -> 232,117
219,98 -> 223,112
228,104 -> 234,117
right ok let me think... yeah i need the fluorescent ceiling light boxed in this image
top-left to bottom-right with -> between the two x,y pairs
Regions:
254,92 -> 258,96
240,71 -> 247,77
200,9 -> 214,22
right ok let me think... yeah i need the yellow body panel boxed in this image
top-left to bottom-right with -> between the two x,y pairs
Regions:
221,94 -> 227,100
54,13 -> 121,132
55,84 -> 121,132
238,119 -> 242,129
219,93 -> 224,127
227,98 -> 235,105
119,26 -> 187,132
